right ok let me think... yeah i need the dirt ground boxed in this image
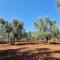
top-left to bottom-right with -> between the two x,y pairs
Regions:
0,41 -> 60,60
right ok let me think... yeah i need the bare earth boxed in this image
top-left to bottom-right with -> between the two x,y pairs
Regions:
0,41 -> 60,60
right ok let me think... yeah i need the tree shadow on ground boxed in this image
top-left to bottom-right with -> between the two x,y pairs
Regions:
0,41 -> 7,44
15,42 -> 39,46
17,48 -> 60,60
0,47 -> 60,60
0,47 -> 28,60
16,48 -> 51,60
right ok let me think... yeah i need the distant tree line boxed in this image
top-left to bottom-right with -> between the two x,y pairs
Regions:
0,17 -> 60,45
0,18 -> 28,45
34,17 -> 60,42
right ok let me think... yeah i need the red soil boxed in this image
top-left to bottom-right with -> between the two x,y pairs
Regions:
0,41 -> 60,60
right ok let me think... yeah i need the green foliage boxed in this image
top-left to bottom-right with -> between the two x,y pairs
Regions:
0,16 -> 60,44
34,17 -> 60,42
57,0 -> 60,8
0,17 -> 25,44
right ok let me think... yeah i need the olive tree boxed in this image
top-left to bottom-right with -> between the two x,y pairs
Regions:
34,17 -> 59,42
